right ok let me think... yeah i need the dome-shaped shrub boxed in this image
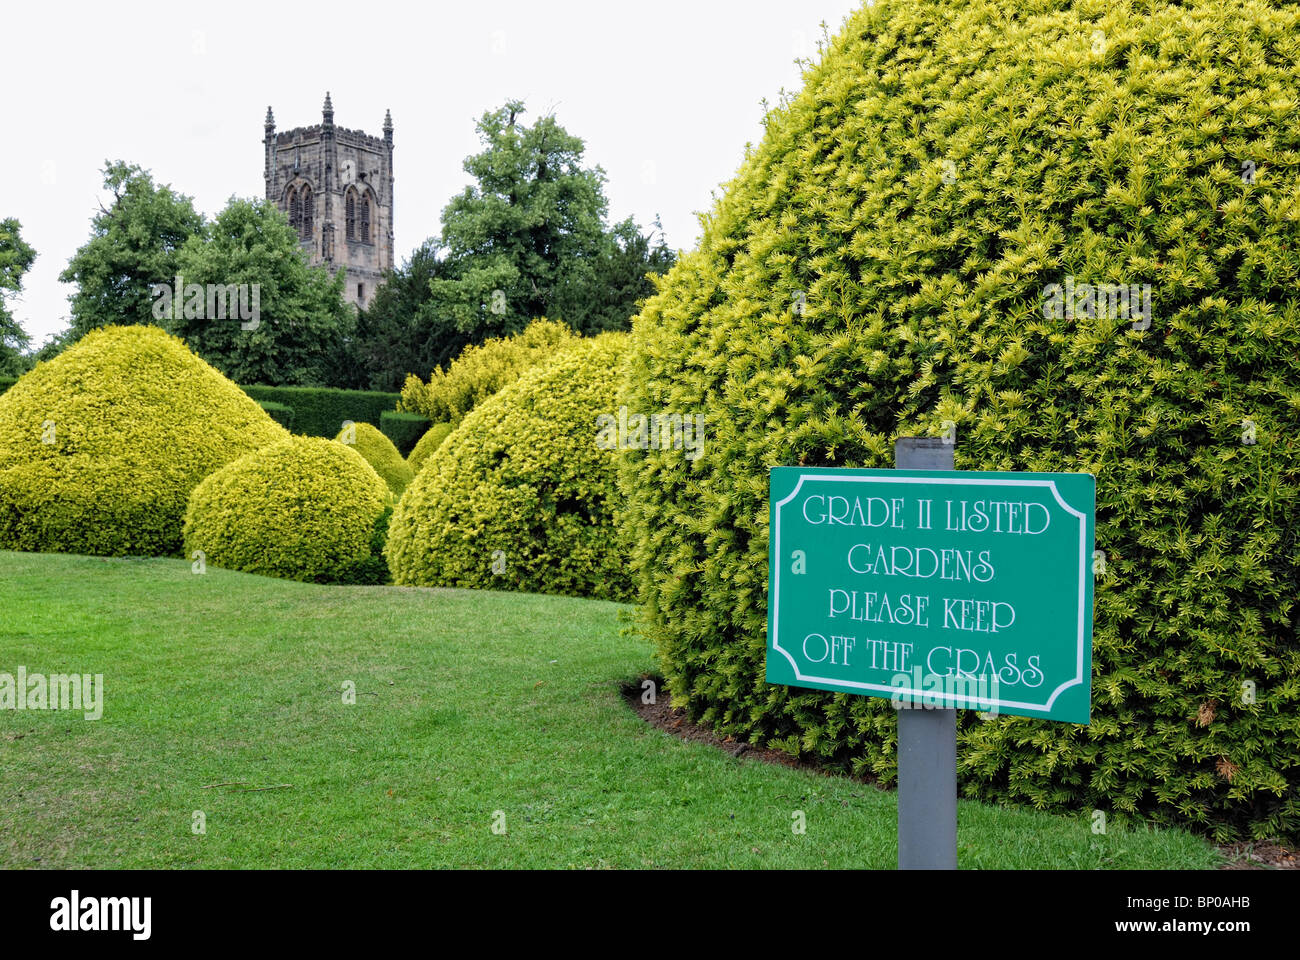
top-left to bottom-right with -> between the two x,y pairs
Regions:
183,436 -> 391,583
407,422 -> 453,474
387,333 -> 633,601
0,325 -> 287,557
619,0 -> 1300,842
335,420 -> 413,495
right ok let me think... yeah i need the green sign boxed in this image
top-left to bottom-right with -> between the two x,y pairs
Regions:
767,467 -> 1095,723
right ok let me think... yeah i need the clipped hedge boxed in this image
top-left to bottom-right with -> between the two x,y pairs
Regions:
398,318 -> 574,425
257,400 -> 296,430
335,420 -> 413,496
407,422 -> 453,474
240,384 -> 400,438
0,325 -> 288,557
183,436 -> 391,584
387,333 -> 633,601
379,410 -> 430,457
618,0 -> 1300,843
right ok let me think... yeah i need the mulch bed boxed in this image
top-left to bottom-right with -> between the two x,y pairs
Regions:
1217,841 -> 1298,870
623,674 -> 1297,870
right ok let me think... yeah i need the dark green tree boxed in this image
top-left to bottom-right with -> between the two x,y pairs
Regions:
349,101 -> 676,384
166,198 -> 353,386
0,218 -> 36,376
349,241 -> 468,391
428,100 -> 674,342
59,161 -> 204,337
552,216 -> 676,335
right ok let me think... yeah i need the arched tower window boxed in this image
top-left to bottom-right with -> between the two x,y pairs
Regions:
287,186 -> 300,235
300,186 -> 313,241
360,193 -> 371,244
345,189 -> 357,242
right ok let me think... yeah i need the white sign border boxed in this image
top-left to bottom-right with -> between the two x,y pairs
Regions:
770,472 -> 1091,715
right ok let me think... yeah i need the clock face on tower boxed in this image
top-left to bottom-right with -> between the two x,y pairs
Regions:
341,160 -> 356,184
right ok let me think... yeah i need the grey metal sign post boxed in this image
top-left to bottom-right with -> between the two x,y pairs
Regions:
894,437 -> 958,870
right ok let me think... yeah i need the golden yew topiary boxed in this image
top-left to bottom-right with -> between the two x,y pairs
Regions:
406,422 -> 453,475
183,436 -> 391,584
398,318 -> 575,426
0,325 -> 287,557
618,0 -> 1300,842
335,420 -> 413,496
387,333 -> 633,601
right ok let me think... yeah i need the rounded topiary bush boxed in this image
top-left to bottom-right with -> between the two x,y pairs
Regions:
619,0 -> 1300,842
407,422 -> 453,474
183,436 -> 391,584
387,333 -> 633,601
335,421 -> 413,496
0,325 -> 287,557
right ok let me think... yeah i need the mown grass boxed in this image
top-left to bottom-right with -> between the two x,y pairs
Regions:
0,551 -> 1221,869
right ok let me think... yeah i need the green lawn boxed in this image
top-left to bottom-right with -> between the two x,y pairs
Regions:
0,550 -> 1221,869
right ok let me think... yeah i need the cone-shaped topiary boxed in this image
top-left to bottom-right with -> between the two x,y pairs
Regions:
0,325 -> 288,557
335,420 -> 413,495
619,0 -> 1300,842
387,333 -> 633,601
183,436 -> 391,584
407,422 -> 453,475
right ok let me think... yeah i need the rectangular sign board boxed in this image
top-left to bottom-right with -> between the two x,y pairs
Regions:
767,467 -> 1096,723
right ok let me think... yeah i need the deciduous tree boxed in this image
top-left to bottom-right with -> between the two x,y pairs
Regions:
166,198 -> 352,386
59,161 -> 203,336
0,218 -> 36,376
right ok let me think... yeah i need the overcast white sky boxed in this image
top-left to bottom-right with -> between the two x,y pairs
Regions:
2,0 -> 863,346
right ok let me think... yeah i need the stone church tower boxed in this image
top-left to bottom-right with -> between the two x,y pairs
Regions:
263,94 -> 394,309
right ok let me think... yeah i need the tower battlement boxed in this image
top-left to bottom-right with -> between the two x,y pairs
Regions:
263,94 -> 394,309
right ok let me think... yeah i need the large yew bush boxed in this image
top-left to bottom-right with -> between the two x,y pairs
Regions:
0,325 -> 287,557
387,333 -> 633,601
618,0 -> 1300,841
